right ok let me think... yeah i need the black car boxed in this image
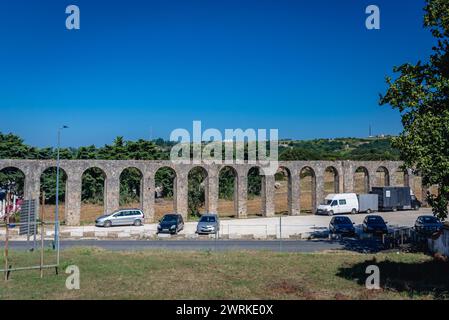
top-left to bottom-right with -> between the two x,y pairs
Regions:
362,215 -> 389,234
157,213 -> 184,234
329,216 -> 356,236
414,215 -> 443,236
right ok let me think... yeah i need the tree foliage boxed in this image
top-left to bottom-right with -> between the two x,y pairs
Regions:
188,167 -> 207,216
380,0 -> 449,220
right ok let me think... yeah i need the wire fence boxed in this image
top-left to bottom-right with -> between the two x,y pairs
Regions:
0,220 -> 60,280
1,220 -> 436,250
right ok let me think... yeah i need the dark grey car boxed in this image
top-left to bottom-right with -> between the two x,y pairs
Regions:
196,213 -> 220,235
414,215 -> 443,236
95,209 -> 144,227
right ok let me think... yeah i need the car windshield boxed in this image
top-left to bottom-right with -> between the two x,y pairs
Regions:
162,215 -> 178,222
324,200 -> 332,205
200,216 -> 216,223
367,216 -> 383,223
334,217 -> 351,224
422,216 -> 439,223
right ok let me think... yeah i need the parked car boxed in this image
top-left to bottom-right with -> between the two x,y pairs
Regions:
329,216 -> 356,236
414,215 -> 443,236
362,215 -> 389,234
95,209 -> 144,227
157,213 -> 184,234
196,213 -> 220,235
316,193 -> 359,215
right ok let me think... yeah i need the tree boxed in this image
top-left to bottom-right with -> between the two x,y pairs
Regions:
188,167 -> 207,216
380,0 -> 449,220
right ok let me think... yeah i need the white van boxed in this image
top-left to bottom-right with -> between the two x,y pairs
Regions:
316,193 -> 359,216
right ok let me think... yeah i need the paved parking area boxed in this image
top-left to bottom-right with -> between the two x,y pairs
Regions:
53,208 -> 432,239
1,208 -> 432,240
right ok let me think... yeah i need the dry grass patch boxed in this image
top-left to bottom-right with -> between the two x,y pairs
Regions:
0,248 -> 446,300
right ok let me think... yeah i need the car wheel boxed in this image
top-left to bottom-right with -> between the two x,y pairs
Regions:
328,210 -> 334,216
104,221 -> 112,228
133,219 -> 142,227
351,208 -> 357,214
366,209 -> 372,214
392,207 -> 397,212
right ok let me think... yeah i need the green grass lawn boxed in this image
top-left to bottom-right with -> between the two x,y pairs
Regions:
0,248 -> 448,300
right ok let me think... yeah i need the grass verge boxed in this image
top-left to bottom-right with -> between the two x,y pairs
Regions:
0,248 -> 448,300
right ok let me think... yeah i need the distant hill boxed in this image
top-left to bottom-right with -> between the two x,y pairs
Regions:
278,137 -> 400,161
0,132 -> 399,161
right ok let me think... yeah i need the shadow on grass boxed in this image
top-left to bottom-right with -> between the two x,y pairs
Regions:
338,238 -> 386,253
336,257 -> 449,299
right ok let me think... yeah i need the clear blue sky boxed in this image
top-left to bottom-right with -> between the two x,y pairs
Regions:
0,0 -> 434,147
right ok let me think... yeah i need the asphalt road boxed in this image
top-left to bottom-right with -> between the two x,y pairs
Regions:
0,238 -> 387,253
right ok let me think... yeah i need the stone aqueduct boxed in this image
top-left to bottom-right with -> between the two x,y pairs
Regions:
0,160 -> 424,226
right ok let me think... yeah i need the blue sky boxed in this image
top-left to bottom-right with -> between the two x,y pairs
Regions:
0,0 -> 435,147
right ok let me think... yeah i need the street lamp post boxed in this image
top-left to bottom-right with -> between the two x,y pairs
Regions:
55,126 -> 68,256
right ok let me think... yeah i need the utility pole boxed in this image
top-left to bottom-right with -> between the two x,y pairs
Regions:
4,188 -> 10,281
55,125 -> 68,260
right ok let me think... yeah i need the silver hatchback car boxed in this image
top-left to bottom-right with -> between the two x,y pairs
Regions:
95,209 -> 144,227
196,213 -> 220,234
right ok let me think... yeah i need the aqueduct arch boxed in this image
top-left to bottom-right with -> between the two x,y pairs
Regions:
0,159 -> 418,225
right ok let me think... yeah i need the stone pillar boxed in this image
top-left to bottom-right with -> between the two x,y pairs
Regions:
403,170 -> 410,187
142,173 -> 155,223
105,173 -> 120,215
174,172 -> 188,220
206,171 -> 219,213
286,173 -> 292,215
315,172 -> 325,214
233,175 -> 238,215
261,175 -> 275,217
24,167 -> 41,221
236,173 -> 247,218
290,170 -> 300,215
368,169 -> 377,191
65,173 -> 82,226
342,161 -> 354,193
336,170 -> 342,193
24,169 -> 39,200
385,168 -> 391,186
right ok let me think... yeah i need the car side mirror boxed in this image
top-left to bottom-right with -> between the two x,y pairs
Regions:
352,222 -> 355,225
385,221 -> 388,224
